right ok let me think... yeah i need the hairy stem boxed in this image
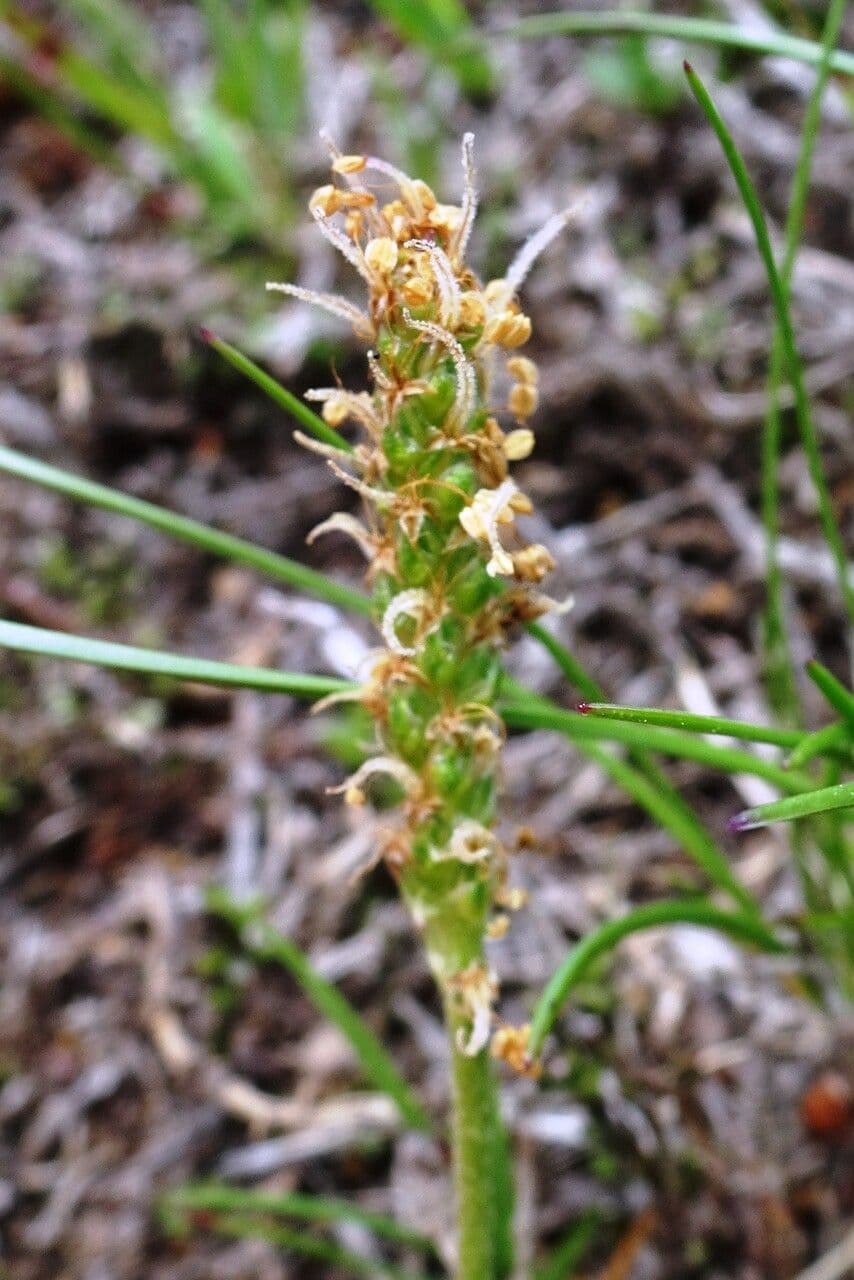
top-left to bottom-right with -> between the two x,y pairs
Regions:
445,1000 -> 507,1280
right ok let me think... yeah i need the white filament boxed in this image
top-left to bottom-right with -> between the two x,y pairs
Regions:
405,239 -> 461,328
265,282 -> 373,338
451,132 -> 478,266
402,310 -> 476,430
504,206 -> 576,294
311,207 -> 373,283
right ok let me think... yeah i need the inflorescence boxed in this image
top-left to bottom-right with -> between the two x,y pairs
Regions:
270,134 -> 571,1071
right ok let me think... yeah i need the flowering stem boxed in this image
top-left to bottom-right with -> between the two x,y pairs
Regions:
445,999 -> 508,1280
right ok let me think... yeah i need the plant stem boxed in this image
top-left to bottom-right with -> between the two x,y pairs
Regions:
445,1000 -> 504,1280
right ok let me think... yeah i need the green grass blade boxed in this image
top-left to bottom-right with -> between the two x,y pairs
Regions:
730,782 -> 854,832
0,444 -> 369,616
761,0 -> 848,727
0,50 -> 116,165
786,721 -> 851,770
504,11 -> 854,78
207,888 -> 430,1131
529,901 -> 789,1057
202,330 -> 351,451
805,661 -> 854,728
63,0 -> 161,91
501,695 -> 813,795
0,619 -> 350,699
523,622 -> 604,702
163,1182 -> 439,1255
684,63 -> 854,625
573,739 -> 757,913
184,1210 -> 430,1279
514,640 -> 748,911
533,1211 -> 601,1280
367,0 -> 493,95
577,702 -> 804,749
51,42 -> 178,151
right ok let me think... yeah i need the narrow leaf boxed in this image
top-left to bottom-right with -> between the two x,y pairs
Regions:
164,1182 -> 439,1255
505,11 -> 854,78
730,782 -> 854,832
786,721 -> 850,770
534,1211 -> 601,1280
201,330 -> 351,452
0,619 -> 350,699
578,702 -> 804,749
501,696 -> 812,796
186,1210 -> 428,1279
760,0 -> 848,730
684,62 -> 854,624
529,901 -> 789,1057
0,444 -> 370,616
207,888 -> 430,1131
805,661 -> 854,729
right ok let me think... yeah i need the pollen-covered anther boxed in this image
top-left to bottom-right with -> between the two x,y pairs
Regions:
332,153 -> 367,174
503,426 -> 535,459
344,210 -> 365,242
483,311 -> 532,349
491,1024 -> 542,1078
496,885 -> 528,912
458,291 -> 487,328
399,273 -> 434,308
309,184 -> 342,216
459,479 -> 527,577
506,355 -> 538,385
428,203 -> 464,240
364,236 -> 399,276
513,543 -> 556,583
507,382 -> 539,420
449,964 -> 499,1056
486,914 -> 510,940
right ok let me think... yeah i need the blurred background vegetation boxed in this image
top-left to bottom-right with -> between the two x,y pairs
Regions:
0,3 -> 852,1279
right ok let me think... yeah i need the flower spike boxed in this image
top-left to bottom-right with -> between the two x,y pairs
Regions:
270,136 -> 570,1066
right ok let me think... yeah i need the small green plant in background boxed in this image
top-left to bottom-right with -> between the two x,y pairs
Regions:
0,0 -> 491,257
1,7 -> 852,1278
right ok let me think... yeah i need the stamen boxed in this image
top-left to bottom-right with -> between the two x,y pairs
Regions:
451,132 -> 478,267
292,431 -> 354,463
459,479 -> 520,577
306,513 -> 377,559
311,687 -> 366,714
328,756 -> 422,806
402,310 -> 476,429
266,282 -> 373,339
305,388 -> 382,436
405,239 -> 461,327
363,156 -> 425,218
381,589 -> 433,656
450,964 -> 498,1056
327,459 -> 388,504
